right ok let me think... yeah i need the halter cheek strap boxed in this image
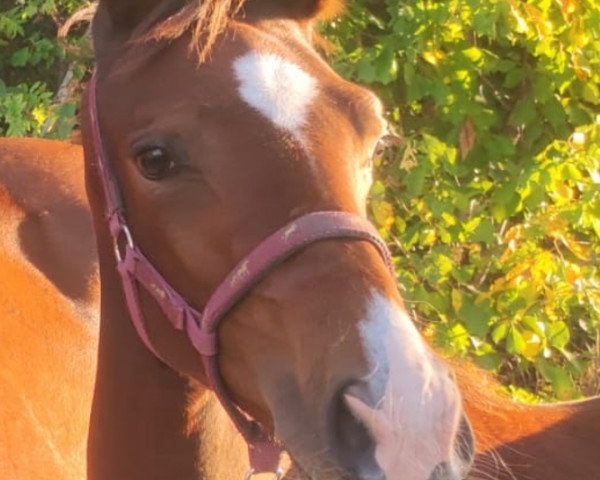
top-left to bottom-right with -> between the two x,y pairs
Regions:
88,71 -> 394,475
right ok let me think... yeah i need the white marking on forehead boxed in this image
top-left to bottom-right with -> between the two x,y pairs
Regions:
233,52 -> 318,141
346,293 -> 463,480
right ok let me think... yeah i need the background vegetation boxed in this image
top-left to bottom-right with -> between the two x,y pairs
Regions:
1,0 -> 599,400
0,0 -> 89,137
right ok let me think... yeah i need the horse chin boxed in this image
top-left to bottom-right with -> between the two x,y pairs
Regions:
281,451 -> 382,480
280,416 -> 475,480
282,457 -> 347,480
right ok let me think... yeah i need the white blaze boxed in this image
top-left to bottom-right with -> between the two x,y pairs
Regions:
346,293 -> 462,480
233,52 -> 317,142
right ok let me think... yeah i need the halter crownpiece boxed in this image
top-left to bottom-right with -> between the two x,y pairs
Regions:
88,70 -> 394,476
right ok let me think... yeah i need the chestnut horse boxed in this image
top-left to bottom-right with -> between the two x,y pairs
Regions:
0,1 -> 597,480
1,1 -> 474,480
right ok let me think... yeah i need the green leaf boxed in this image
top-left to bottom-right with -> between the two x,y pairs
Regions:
374,44 -> 399,85
10,47 -> 30,67
510,97 -> 537,126
522,316 -> 545,338
491,182 -> 521,221
460,297 -> 493,338
581,82 -> 600,105
403,163 -> 428,197
490,321 -> 507,344
470,218 -> 495,245
547,321 -> 570,350
474,351 -> 502,371
538,361 -> 577,400
506,327 -> 526,355
357,57 -> 377,83
542,96 -> 567,133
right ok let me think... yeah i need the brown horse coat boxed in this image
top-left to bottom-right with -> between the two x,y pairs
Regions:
458,364 -> 600,479
0,138 -> 97,480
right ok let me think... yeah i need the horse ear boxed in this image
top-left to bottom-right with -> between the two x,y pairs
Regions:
93,0 -> 188,66
98,0 -> 180,30
244,0 -> 345,20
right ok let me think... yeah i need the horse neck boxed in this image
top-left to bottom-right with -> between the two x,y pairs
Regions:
468,399 -> 600,480
457,360 -> 600,480
87,244 -> 201,480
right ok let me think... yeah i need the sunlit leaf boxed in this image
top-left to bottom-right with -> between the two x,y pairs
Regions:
547,321 -> 571,350
538,361 -> 578,399
521,330 -> 543,360
506,327 -> 526,355
491,322 -> 510,344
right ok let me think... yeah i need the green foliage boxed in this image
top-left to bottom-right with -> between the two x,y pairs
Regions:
324,0 -> 600,399
0,0 -> 90,137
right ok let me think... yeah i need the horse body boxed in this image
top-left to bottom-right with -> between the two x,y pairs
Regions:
488,400 -> 600,479
0,138 -> 97,480
457,366 -> 600,479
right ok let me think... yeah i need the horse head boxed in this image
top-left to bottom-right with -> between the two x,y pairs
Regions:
82,1 -> 475,479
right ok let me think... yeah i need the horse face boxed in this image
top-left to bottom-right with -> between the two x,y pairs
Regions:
85,4 -> 474,480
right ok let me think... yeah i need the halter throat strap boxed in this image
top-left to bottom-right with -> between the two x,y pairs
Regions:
87,71 -> 394,475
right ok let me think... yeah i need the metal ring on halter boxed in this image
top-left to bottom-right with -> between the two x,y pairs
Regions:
113,224 -> 134,263
244,467 -> 284,480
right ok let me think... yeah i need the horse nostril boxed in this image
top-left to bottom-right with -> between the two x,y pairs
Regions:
330,384 -> 380,478
428,462 -> 450,480
428,416 -> 476,480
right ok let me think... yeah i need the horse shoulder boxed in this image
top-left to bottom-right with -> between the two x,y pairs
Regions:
0,137 -> 98,480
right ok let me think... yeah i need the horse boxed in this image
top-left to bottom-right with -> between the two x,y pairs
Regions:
0,1 -> 600,480
0,1 -> 476,479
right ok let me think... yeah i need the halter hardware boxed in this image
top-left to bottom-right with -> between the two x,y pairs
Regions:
112,223 -> 134,264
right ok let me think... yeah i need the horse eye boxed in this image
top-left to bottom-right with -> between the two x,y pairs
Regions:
372,138 -> 388,159
135,148 -> 176,181
372,134 -> 401,160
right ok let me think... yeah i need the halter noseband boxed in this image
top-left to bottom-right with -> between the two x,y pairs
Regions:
88,71 -> 394,476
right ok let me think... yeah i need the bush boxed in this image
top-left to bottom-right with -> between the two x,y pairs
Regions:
0,0 -> 91,137
324,0 -> 600,400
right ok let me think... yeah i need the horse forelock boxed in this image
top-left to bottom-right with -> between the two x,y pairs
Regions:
135,0 -> 344,62
75,0 -> 345,82
139,0 -> 246,62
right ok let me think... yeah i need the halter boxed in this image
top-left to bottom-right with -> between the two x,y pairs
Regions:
88,70 -> 394,477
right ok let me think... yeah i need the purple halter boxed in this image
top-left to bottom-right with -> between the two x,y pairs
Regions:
87,71 -> 394,477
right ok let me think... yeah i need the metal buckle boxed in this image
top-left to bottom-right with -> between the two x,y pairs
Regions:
244,467 -> 284,480
113,224 -> 134,263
